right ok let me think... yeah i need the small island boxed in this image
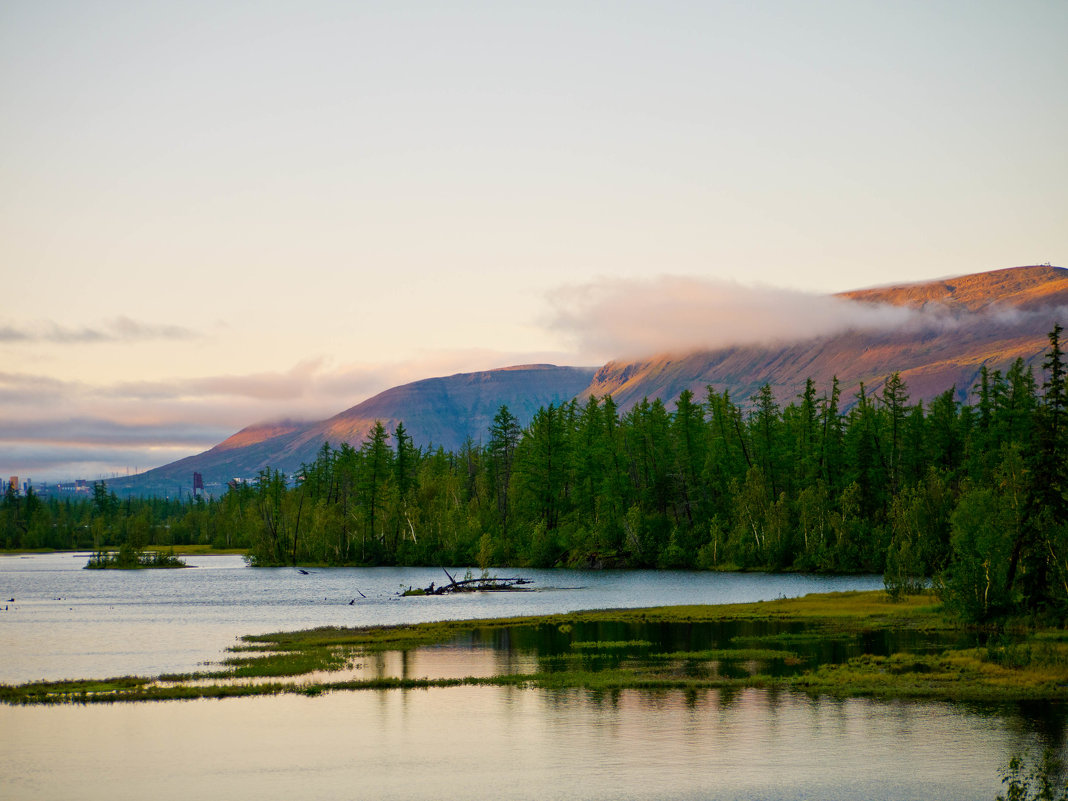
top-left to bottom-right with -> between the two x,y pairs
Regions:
85,545 -> 187,570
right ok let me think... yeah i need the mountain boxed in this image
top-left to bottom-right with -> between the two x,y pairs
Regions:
108,364 -> 596,495
111,265 -> 1066,497
580,265 -> 1068,411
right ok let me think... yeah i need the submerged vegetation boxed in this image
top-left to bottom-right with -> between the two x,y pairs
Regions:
5,590 -> 1068,706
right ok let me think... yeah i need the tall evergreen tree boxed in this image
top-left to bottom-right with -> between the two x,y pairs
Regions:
880,372 -> 910,492
487,405 -> 521,539
359,421 -> 392,561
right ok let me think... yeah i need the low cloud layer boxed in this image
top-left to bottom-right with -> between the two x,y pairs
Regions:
0,418 -> 229,448
109,360 -> 340,403
549,276 -> 954,360
3,442 -> 206,480
0,347 -> 572,482
0,316 -> 196,344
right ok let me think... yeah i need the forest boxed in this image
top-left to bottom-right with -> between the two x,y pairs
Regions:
3,326 -> 1066,623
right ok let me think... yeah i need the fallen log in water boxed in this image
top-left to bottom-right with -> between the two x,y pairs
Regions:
401,569 -> 533,596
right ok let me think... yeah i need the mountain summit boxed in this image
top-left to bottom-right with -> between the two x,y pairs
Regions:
841,264 -> 1068,311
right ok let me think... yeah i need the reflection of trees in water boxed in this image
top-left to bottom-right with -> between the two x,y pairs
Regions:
1003,700 -> 1068,755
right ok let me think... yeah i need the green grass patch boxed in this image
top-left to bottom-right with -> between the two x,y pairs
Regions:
220,646 -> 352,678
0,675 -> 155,704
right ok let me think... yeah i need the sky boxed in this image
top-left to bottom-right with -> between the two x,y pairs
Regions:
1,0 -> 1066,483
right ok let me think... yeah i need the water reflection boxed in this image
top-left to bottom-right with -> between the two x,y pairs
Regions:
347,617 -> 983,689
3,686 -> 1062,801
356,645 -> 539,682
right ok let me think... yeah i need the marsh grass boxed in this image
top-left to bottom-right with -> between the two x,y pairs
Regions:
7,590 -> 1068,705
221,646 -> 352,678
0,675 -> 154,704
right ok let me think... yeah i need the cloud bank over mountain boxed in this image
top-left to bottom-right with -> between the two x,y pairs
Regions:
547,274 -> 1065,361
548,276 -> 916,359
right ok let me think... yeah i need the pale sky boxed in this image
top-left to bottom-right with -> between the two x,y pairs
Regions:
2,0 -> 1066,482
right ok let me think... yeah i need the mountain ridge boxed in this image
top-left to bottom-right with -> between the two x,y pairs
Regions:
109,364 -> 596,494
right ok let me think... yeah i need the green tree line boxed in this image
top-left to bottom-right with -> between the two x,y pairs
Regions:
4,326 -> 1066,621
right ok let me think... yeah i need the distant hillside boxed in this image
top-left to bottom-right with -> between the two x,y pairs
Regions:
581,265 -> 1068,411
109,364 -> 596,495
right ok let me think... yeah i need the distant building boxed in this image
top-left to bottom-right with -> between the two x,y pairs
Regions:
193,471 -> 204,496
8,476 -> 17,495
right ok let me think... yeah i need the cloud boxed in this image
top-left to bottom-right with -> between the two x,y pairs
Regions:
0,442 -> 201,484
0,410 -> 235,482
0,372 -> 76,405
0,346 -> 573,481
106,350 -> 579,408
111,360 -> 333,402
0,316 -> 196,344
547,275 -> 953,360
0,418 -> 230,448
0,326 -> 30,342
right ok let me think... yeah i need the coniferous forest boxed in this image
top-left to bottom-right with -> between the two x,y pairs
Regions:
4,326 -> 1067,623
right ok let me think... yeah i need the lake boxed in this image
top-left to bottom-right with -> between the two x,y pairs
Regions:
2,554 -> 1064,800
0,553 -> 886,684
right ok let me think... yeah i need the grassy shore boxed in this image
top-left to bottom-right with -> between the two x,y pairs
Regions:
170,544 -> 249,556
4,590 -> 1067,705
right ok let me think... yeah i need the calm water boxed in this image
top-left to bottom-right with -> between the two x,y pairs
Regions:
0,553 -> 883,683
4,688 -> 1063,801
3,554 -> 1064,800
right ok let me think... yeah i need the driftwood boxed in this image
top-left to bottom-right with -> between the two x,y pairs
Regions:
402,569 -> 533,596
